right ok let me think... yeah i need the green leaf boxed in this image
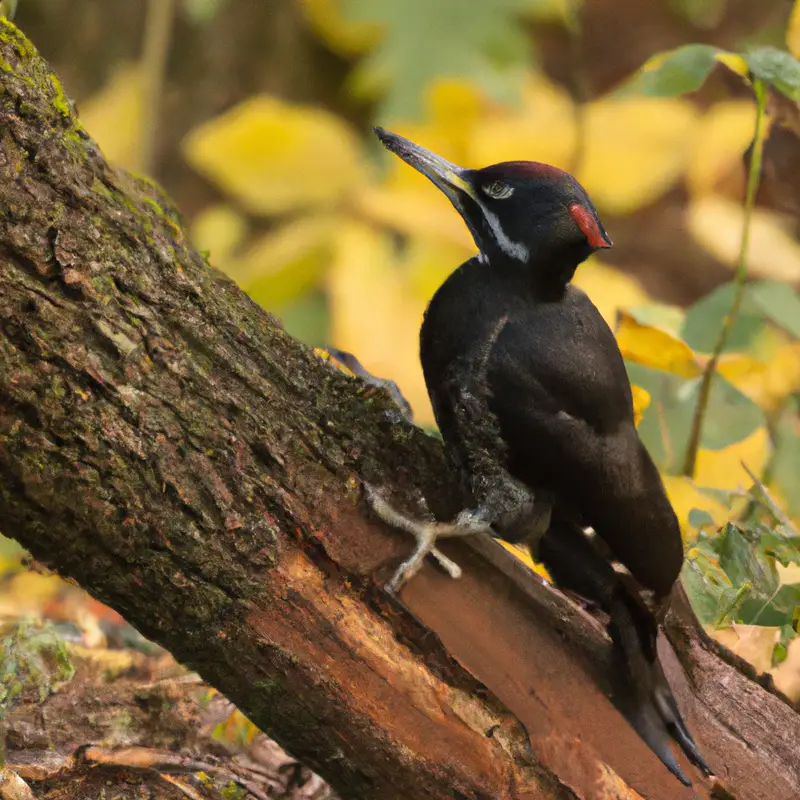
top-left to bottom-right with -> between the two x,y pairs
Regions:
278,290 -> 330,347
669,0 -> 727,29
746,47 -> 800,101
714,523 -> 779,601
747,280 -> 800,339
772,400 -> 800,517
682,540 -> 736,625
688,508 -> 716,530
342,0 -> 543,118
758,530 -> 800,568
182,0 -> 228,24
681,282 -> 766,353
627,363 -> 765,470
637,44 -> 721,97
0,0 -> 18,21
772,624 -> 796,666
740,583 -> 800,627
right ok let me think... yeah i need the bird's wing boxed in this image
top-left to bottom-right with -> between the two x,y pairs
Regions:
485,292 -> 684,595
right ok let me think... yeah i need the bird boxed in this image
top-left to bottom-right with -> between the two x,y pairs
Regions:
365,125 -> 712,786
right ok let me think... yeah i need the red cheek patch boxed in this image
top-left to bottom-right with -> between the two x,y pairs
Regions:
569,203 -> 612,249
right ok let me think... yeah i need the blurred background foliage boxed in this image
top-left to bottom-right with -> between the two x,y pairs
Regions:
3,0 -> 800,703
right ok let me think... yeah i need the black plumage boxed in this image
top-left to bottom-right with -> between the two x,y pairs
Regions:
367,127 -> 711,785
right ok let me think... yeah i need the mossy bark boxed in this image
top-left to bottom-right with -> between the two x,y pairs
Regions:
1,19 -> 799,800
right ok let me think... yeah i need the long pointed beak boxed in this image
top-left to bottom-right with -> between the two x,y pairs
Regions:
374,127 -> 476,203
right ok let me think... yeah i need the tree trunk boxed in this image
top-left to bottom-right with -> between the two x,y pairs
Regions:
0,19 -> 798,800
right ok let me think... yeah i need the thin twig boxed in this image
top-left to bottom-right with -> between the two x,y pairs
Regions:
138,0 -> 176,174
682,79 -> 768,477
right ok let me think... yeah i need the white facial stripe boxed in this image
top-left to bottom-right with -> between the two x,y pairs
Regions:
474,198 -> 529,262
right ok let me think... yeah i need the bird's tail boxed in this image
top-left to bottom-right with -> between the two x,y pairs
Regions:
606,587 -> 711,785
536,519 -> 711,785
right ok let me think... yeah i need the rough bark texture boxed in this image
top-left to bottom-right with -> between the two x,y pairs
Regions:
1,20 -> 799,800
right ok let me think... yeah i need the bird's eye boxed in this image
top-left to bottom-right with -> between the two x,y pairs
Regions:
482,181 -> 514,199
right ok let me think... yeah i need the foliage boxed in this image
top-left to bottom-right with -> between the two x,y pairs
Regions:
5,0 -> 800,695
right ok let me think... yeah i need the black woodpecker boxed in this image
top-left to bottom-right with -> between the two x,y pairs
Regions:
365,126 -> 713,786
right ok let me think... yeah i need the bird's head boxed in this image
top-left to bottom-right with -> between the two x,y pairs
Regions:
374,127 -> 611,277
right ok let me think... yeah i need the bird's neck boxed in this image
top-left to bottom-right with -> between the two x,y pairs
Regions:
485,244 -> 588,302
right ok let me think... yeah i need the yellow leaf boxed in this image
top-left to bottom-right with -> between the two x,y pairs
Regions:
499,541 -> 552,582
190,204 -> 248,265
715,52 -> 750,77
354,184 -> 474,251
717,343 -> 800,411
687,100 -> 755,195
573,258 -> 651,328
772,635 -> 800,702
80,63 -> 142,170
688,196 -> 800,282
788,0 -> 800,59
404,236 -> 476,301
426,79 -> 487,160
299,0 -> 382,57
225,215 -> 338,308
470,74 -> 577,169
615,311 -> 702,378
662,475 -> 728,540
694,426 -> 771,493
327,221 -> 433,425
182,96 -> 366,215
578,97 -> 698,214
712,623 -> 779,673
631,384 -> 651,427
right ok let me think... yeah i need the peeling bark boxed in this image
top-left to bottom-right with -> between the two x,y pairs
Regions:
0,20 -> 798,800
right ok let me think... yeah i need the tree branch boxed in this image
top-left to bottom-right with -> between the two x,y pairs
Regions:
0,20 -> 798,800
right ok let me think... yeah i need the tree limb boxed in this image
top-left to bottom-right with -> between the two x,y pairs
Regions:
0,20 -> 798,800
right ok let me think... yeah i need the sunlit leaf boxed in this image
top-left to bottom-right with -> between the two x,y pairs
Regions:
746,46 -> 800,101
694,426 -> 771,492
688,197 -> 800,282
712,623 -> 780,672
616,312 -> 702,378
789,0 -> 800,59
80,64 -> 142,171
470,73 -> 577,169
190,204 -> 248,265
687,100 -> 755,195
578,97 -> 697,214
627,303 -> 686,337
574,260 -> 652,328
631,384 -> 651,427
772,635 -> 800,701
182,96 -> 366,215
328,220 -> 433,424
662,475 -> 729,539
300,0 -> 383,56
499,541 -> 551,582
225,215 -> 339,309
718,344 -> 800,411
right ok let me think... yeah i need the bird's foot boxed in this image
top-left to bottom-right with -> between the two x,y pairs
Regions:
363,483 -> 491,593
651,660 -> 713,779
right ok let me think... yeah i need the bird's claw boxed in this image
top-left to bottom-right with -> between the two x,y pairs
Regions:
363,481 -> 466,592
